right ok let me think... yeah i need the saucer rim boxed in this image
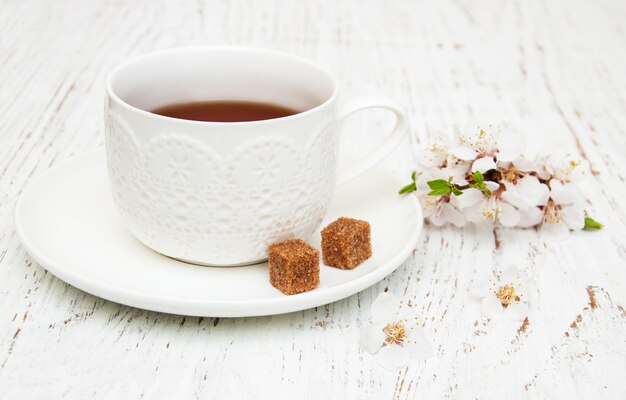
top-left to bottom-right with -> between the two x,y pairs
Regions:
15,150 -> 423,317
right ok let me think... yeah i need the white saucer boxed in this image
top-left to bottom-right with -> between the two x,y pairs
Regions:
15,150 -> 422,317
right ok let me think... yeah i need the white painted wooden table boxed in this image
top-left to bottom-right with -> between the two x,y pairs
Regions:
1,1 -> 625,398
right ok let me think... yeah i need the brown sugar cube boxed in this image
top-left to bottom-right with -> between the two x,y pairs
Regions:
268,239 -> 320,295
321,217 -> 372,269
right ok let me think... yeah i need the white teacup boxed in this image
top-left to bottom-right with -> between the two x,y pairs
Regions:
105,46 -> 407,266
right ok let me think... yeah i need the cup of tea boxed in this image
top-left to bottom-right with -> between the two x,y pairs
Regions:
105,46 -> 407,266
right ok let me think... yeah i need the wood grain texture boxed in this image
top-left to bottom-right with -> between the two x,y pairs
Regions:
1,0 -> 625,398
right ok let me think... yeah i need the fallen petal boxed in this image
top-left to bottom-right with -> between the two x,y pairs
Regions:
481,296 -> 503,319
359,324 -> 386,354
470,278 -> 493,300
504,302 -> 529,321
371,292 -> 401,324
403,330 -> 434,361
374,344 -> 410,371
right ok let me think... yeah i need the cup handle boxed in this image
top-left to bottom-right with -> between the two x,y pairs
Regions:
335,96 -> 408,186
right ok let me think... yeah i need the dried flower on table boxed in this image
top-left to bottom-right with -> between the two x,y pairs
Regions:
360,292 -> 434,371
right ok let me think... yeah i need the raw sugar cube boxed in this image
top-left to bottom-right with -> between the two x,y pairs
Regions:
321,217 -> 372,269
268,239 -> 320,295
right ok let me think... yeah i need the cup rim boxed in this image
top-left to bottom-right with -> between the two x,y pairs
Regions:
105,45 -> 339,126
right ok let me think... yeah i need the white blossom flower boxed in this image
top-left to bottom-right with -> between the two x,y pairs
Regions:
500,175 -> 550,228
402,124 -> 602,232
475,266 -> 537,321
456,183 -> 526,226
421,195 -> 466,227
541,179 -> 586,238
416,136 -> 452,168
360,292 -> 434,371
416,171 -> 466,227
506,155 -> 551,180
451,125 -> 521,164
471,156 -> 497,173
416,134 -> 472,182
546,153 -> 591,183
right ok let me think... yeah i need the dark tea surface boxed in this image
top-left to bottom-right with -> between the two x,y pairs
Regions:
150,100 -> 299,122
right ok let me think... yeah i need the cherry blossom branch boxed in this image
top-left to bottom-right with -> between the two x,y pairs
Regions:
399,126 -> 603,234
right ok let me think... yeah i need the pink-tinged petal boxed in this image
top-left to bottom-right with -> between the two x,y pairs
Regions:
451,126 -> 463,144
562,204 -> 585,231
569,159 -> 591,181
521,279 -> 539,304
442,203 -> 465,227
514,274 -> 537,302
501,182 -> 528,211
547,180 -> 565,203
403,330 -> 434,361
456,188 -> 484,209
466,197 -> 498,224
485,181 -> 500,192
416,172 -> 441,197
512,157 -> 538,172
535,186 -> 550,207
374,344 -> 410,371
518,176 -> 550,206
464,201 -> 487,223
541,221 -> 570,240
497,146 -> 521,163
449,146 -> 478,161
496,160 -> 513,170
499,202 -> 520,227
371,292 -> 401,324
429,204 -> 447,227
471,157 -> 497,173
504,302 -> 529,321
443,164 -> 470,185
359,324 -> 386,354
536,167 -> 552,181
500,265 -> 524,285
549,180 -> 579,205
554,155 -> 591,182
517,207 -> 544,228
417,148 -> 446,168
548,178 -> 562,190
470,279 -> 493,300
481,296 -> 503,319
396,309 -> 419,328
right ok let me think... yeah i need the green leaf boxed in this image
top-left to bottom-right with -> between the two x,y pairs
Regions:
583,216 -> 603,230
411,171 -> 416,182
469,172 -> 492,197
451,187 -> 464,196
428,188 -> 451,196
427,179 -> 450,191
398,182 -> 416,195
